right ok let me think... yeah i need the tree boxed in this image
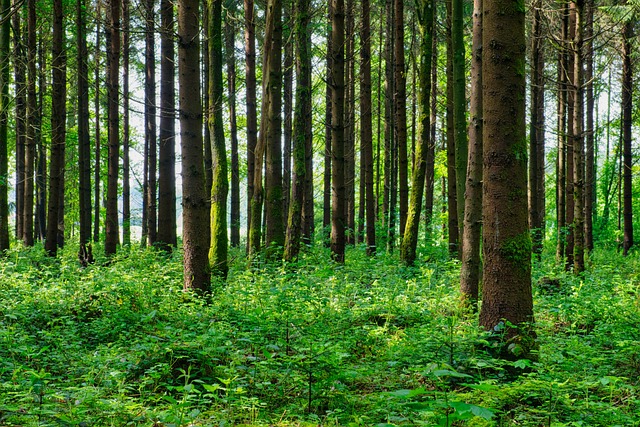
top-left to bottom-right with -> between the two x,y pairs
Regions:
452,0 -> 467,246
122,0 -> 131,246
226,6 -> 240,248
13,0 -> 25,242
157,0 -> 177,250
105,0 -> 121,255
400,0 -> 433,266
479,0 -> 534,346
0,0 -> 9,252
245,0 -> 258,251
45,0 -> 66,256
93,0 -> 102,243
622,1 -> 633,256
360,0 -> 375,255
208,0 -> 228,279
24,0 -> 37,246
144,0 -> 157,246
572,0 -> 585,273
330,0 -> 346,263
77,0 -> 91,248
459,0 -> 481,304
395,0 -> 408,240
445,0 -> 458,256
284,0 -> 311,262
179,0 -> 210,292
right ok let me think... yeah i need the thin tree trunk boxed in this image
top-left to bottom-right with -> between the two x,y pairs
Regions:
77,0 -> 91,247
0,0 -> 9,251
122,0 -> 131,246
323,4 -> 332,243
452,0 -> 467,247
283,4 -> 293,219
226,9 -> 240,248
584,0 -> 594,251
622,8 -> 633,255
157,0 -> 177,250
45,0 -> 66,256
565,3 -> 575,268
245,0 -> 258,250
23,0 -> 37,246
345,0 -> 355,245
13,1 -> 25,242
400,0 -> 433,266
572,0 -> 584,272
35,37 -> 45,242
460,0 -> 482,305
424,12 -> 437,236
93,0 -> 101,243
145,0 -> 157,246
361,0 -> 375,255
395,0 -> 408,240
556,4 -> 567,262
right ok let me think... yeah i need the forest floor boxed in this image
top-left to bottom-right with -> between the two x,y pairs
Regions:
0,241 -> 639,426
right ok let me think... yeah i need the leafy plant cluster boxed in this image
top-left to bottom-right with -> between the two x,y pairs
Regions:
0,243 -> 638,426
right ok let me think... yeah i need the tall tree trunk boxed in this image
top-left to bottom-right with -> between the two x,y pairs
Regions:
331,0 -> 346,262
226,9 -> 240,248
424,12 -> 437,236
157,0 -> 177,250
556,4 -> 567,262
460,0 -> 482,305
323,4 -> 332,243
622,8 -> 633,255
565,3 -> 575,268
145,0 -> 157,246
361,0 -> 375,255
584,0 -> 594,251
479,0 -> 534,347
35,38 -> 45,243
45,0 -> 66,256
0,0 -> 9,251
283,4 -> 293,220
13,1 -> 25,241
208,0 -> 229,279
529,0 -> 545,257
245,0 -> 258,251
385,0 -> 396,253
345,0 -> 355,245
284,0 -> 311,262
78,0 -> 91,247
572,0 -> 584,272
400,0 -> 433,266
446,0 -> 458,256
93,0 -> 102,243
452,0 -> 467,246
395,0 -> 408,240
23,0 -> 37,246
179,0 -> 210,292
122,0 -> 131,246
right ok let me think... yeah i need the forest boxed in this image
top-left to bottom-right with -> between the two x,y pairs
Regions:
1,0 -> 640,425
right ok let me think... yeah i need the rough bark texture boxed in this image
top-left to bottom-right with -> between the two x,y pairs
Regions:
284,0 -> 311,262
361,0 -> 375,255
13,1 -> 25,242
445,0 -> 458,256
460,0 -> 481,305
0,0 -> 9,251
345,0 -> 355,245
283,6 -> 293,221
145,0 -> 157,246
245,0 -> 257,245
400,0 -> 433,266
622,11 -> 633,255
45,0 -> 66,256
208,0 -> 229,279
157,0 -> 177,250
424,15 -> 437,235
93,0 -> 101,243
584,0 -> 594,252
529,0 -> 545,258
572,0 -> 584,272
394,0 -> 408,239
565,4 -> 575,268
77,0 -> 91,247
452,0 -> 467,246
178,0 -> 210,292
23,0 -> 36,246
479,0 -> 534,342
226,11 -> 240,248
105,0 -> 120,255
122,0 -> 131,246
556,5 -> 567,262
330,0 -> 346,263
323,5 -> 332,242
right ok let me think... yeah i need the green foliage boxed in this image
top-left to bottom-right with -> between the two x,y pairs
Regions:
0,244 -> 639,426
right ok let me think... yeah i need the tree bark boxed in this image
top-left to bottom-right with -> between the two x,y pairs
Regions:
245,0 -> 258,251
23,0 -> 37,246
77,0 -> 91,247
179,0 -> 210,292
145,0 -> 157,246
93,0 -> 102,243
395,0 -> 408,240
122,0 -> 131,246
226,9 -> 240,248
157,0 -> 177,250
400,0 -> 433,266
460,0 -> 482,305
331,0 -> 346,262
584,0 -> 594,252
361,0 -> 375,255
323,4 -> 332,243
479,0 -> 534,346
45,0 -> 66,256
622,7 -> 633,255
452,0 -> 467,247
208,0 -> 229,279
0,0 -> 9,251
572,0 -> 584,272
446,0 -> 458,256
13,1 -> 25,242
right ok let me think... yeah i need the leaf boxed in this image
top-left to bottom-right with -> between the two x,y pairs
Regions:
433,369 -> 472,379
462,382 -> 499,392
387,387 -> 427,398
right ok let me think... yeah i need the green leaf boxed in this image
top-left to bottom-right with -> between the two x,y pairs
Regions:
387,387 -> 428,398
433,369 -> 472,379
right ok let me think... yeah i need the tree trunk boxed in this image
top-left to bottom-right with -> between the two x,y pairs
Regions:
122,0 -> 131,246
622,9 -> 633,255
424,13 -> 437,236
584,0 -> 594,252
245,0 -> 258,251
572,0 -> 584,272
452,0 -> 467,247
145,0 -> 157,246
157,0 -> 177,250
331,0 -> 346,262
565,3 -> 575,268
13,1 -> 25,242
459,0 -> 482,305
0,0 -> 9,251
479,0 -> 534,348
35,38 -> 45,243
23,0 -> 37,246
323,4 -> 332,243
226,9 -> 240,248
446,0 -> 458,256
284,0 -> 311,262
360,0 -> 375,255
283,5 -> 293,220
93,0 -> 101,243
105,0 -> 121,255
556,6 -> 567,262
345,0 -> 355,245
400,0 -> 433,266
179,0 -> 210,292
77,0 -> 91,247
395,0 -> 408,240
45,0 -> 66,256
208,0 -> 229,279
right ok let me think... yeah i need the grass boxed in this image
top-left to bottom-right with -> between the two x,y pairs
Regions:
0,241 -> 639,426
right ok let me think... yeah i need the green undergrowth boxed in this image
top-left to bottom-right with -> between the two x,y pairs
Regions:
0,242 -> 639,426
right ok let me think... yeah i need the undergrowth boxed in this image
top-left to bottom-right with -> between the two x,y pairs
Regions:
0,242 -> 638,426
